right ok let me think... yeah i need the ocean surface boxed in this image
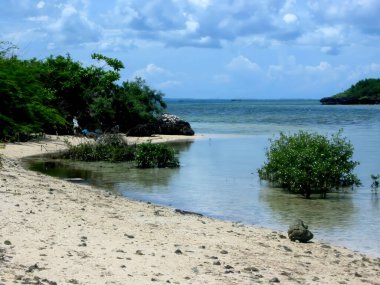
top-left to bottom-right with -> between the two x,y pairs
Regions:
27,100 -> 380,257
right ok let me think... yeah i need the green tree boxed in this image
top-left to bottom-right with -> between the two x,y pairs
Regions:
0,42 -> 168,140
0,57 -> 65,140
258,130 -> 361,198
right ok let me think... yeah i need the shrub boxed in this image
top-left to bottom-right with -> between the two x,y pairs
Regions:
135,143 -> 179,168
62,134 -> 134,162
258,130 -> 361,198
371,174 -> 379,194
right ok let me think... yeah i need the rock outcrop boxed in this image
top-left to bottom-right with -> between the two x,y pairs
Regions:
127,114 -> 194,137
156,114 -> 194,136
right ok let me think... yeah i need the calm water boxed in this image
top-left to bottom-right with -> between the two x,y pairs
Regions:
27,100 -> 380,257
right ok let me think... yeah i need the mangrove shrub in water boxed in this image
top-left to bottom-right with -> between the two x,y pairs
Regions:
61,135 -> 179,168
62,134 -> 134,162
135,143 -> 179,168
258,130 -> 361,198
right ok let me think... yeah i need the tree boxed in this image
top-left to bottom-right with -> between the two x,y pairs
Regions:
258,130 -> 361,198
0,56 -> 65,140
0,42 -> 168,140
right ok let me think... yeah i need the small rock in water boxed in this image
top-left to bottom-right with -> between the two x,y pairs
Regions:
287,219 -> 313,243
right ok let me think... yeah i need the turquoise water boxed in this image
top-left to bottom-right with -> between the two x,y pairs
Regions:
28,100 -> 380,257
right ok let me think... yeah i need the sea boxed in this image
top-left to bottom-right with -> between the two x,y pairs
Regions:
27,99 -> 380,257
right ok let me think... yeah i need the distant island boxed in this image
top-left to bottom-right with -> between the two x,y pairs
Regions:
320,78 -> 380,105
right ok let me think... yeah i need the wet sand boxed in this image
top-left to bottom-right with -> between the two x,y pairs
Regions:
0,136 -> 379,284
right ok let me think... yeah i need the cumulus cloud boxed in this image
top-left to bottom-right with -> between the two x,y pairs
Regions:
36,1 -> 45,9
227,56 -> 260,71
158,80 -> 182,89
283,13 -> 298,24
47,3 -> 101,45
308,0 -> 380,35
188,0 -> 211,9
305,61 -> 331,73
133,63 -> 169,79
27,16 -> 49,22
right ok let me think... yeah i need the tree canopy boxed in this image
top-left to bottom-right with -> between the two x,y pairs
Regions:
0,42 -> 166,141
320,78 -> 380,105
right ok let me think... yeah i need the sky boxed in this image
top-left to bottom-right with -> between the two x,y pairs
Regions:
1,0 -> 380,99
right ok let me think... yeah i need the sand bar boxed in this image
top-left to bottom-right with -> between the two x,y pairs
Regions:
0,136 -> 379,285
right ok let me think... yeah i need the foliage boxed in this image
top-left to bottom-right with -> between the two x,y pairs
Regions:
258,130 -> 361,198
0,42 -> 167,141
371,174 -> 379,194
0,41 -> 17,58
134,143 -> 179,168
62,135 -> 134,162
61,135 -> 179,168
0,56 -> 66,141
321,78 -> 380,104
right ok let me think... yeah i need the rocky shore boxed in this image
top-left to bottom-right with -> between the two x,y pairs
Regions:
0,137 -> 379,284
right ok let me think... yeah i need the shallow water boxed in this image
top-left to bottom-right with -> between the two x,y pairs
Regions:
26,100 -> 380,257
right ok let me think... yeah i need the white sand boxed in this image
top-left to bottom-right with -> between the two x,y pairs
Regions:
0,136 -> 379,285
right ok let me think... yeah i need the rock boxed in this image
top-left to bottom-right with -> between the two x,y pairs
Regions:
156,114 -> 194,136
270,277 -> 280,283
126,114 -> 195,137
287,219 -> 313,243
174,249 -> 183,255
174,209 -> 203,217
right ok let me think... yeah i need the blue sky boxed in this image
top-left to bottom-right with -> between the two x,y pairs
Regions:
1,0 -> 380,99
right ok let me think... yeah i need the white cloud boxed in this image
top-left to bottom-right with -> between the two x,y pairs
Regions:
305,61 -> 331,73
283,13 -> 298,24
158,80 -> 182,88
298,25 -> 345,52
47,3 -> 100,45
185,18 -> 199,33
36,1 -> 45,9
133,63 -> 168,79
27,16 -> 49,22
146,64 -> 165,74
188,0 -> 211,9
227,56 -> 260,71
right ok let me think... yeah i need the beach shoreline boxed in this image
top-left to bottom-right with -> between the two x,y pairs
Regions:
0,136 -> 379,284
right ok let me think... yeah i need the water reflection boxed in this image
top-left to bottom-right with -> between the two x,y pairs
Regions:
259,185 -> 356,230
24,136 -> 380,257
24,141 -> 190,193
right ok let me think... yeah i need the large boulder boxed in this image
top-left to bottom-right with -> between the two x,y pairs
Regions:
127,114 -> 195,137
287,219 -> 314,243
156,114 -> 194,136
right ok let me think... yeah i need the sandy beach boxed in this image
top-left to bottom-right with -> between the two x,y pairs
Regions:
0,136 -> 379,285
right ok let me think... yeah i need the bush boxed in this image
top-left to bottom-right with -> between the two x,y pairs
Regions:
62,134 -> 134,162
258,130 -> 361,198
135,143 -> 179,168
